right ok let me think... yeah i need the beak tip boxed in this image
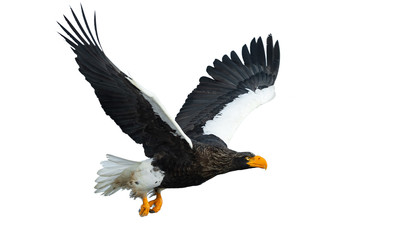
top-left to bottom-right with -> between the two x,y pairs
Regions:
247,155 -> 268,170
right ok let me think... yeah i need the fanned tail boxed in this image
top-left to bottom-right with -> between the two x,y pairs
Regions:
94,154 -> 140,196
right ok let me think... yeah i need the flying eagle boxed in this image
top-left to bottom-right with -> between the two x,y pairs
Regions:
58,6 -> 280,217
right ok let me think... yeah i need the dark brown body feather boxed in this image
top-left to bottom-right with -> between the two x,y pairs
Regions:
156,138 -> 253,189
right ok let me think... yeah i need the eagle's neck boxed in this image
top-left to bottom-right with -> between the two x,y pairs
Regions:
195,143 -> 245,178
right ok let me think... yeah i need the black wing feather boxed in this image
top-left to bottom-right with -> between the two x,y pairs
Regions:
59,7 -> 191,158
176,35 -> 280,142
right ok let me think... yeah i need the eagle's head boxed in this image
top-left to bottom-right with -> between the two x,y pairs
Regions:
231,152 -> 268,171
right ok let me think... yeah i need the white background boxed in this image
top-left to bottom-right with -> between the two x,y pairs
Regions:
1,0 -> 398,239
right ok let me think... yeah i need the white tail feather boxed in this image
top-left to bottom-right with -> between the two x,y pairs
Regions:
94,154 -> 140,196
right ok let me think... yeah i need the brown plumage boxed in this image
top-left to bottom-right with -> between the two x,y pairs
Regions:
156,139 -> 255,189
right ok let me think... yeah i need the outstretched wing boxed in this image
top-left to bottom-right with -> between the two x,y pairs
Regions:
58,6 -> 192,157
176,35 -> 280,145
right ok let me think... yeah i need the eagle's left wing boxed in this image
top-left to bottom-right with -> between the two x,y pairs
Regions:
58,6 -> 192,157
176,36 -> 280,145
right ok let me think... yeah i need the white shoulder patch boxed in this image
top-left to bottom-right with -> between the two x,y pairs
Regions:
126,76 -> 193,148
202,86 -> 275,144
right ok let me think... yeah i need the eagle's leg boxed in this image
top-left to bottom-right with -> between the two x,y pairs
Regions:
139,197 -> 150,217
149,191 -> 163,213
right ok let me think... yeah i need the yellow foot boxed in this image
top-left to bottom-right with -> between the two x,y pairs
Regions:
149,192 -> 163,213
139,197 -> 150,217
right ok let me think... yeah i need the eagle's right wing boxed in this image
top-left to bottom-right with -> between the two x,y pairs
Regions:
59,6 -> 192,157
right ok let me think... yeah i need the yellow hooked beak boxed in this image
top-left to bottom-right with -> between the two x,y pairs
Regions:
246,155 -> 267,170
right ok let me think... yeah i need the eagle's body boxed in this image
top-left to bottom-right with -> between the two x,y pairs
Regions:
59,6 -> 280,216
156,139 -> 254,189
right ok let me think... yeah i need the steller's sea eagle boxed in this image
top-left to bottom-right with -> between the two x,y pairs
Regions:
58,6 -> 280,217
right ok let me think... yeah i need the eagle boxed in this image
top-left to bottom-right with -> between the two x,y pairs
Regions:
58,6 -> 280,217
